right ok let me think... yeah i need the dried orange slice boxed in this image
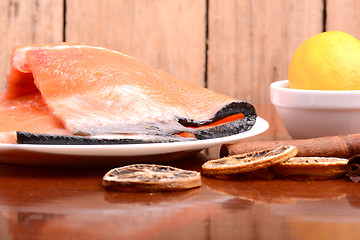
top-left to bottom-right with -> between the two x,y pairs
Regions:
269,157 -> 348,179
103,164 -> 201,192
202,145 -> 297,177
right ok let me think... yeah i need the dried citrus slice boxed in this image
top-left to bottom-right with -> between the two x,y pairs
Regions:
269,157 -> 348,179
103,164 -> 201,192
202,145 -> 297,176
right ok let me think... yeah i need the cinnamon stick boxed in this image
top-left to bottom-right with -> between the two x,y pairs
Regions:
220,133 -> 360,159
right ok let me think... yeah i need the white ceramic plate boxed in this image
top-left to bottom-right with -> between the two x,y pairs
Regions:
0,117 -> 268,167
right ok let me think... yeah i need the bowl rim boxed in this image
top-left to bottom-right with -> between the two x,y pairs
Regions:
270,80 -> 360,109
271,80 -> 360,95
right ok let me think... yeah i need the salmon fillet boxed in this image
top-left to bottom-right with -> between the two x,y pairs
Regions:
0,43 -> 256,144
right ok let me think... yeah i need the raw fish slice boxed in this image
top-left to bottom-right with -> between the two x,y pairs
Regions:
2,43 -> 256,143
0,93 -> 70,136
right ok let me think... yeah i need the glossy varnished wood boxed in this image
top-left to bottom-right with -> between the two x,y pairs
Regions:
1,105 -> 360,240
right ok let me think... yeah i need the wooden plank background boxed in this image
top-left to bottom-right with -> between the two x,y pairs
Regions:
0,0 -> 357,106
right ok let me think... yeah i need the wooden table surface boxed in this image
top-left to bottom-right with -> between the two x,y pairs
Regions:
0,104 -> 359,240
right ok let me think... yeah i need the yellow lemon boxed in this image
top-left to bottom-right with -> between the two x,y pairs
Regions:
288,31 -> 360,90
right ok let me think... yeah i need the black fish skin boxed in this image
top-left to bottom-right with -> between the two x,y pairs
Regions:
177,101 -> 257,139
15,101 -> 257,144
194,114 -> 257,140
16,132 -> 184,145
177,101 -> 256,128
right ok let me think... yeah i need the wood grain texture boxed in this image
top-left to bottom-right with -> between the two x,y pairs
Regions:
0,0 -> 357,103
207,0 -> 323,104
66,0 -> 206,86
0,0 -> 64,89
326,0 -> 360,38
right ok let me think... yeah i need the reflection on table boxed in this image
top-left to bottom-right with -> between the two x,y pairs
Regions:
0,104 -> 359,240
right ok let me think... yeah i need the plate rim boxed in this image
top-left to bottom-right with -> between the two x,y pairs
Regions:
0,117 -> 268,157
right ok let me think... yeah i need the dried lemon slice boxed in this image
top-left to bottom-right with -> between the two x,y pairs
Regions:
202,145 -> 297,177
269,157 -> 348,179
103,164 -> 201,192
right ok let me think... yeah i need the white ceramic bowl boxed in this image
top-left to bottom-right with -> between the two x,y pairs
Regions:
270,80 -> 360,139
